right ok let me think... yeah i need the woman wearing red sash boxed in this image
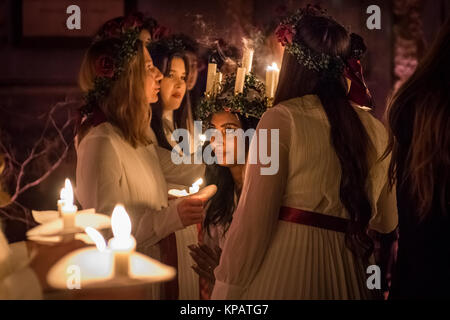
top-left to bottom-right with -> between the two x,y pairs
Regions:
211,6 -> 398,299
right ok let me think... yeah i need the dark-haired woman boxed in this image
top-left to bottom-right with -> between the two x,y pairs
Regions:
189,74 -> 266,298
387,19 -> 450,299
148,38 -> 195,154
211,8 -> 398,300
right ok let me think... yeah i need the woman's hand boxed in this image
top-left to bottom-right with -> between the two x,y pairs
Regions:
188,244 -> 222,283
177,198 -> 205,227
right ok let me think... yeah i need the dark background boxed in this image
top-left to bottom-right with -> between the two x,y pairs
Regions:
0,0 -> 449,242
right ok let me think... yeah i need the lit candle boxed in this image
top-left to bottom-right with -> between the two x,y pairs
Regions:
188,178 -> 203,195
61,179 -> 77,230
242,47 -> 254,74
108,205 -> 136,277
57,188 -> 67,217
265,62 -> 280,99
235,67 -> 246,95
205,63 -> 217,95
168,178 -> 204,198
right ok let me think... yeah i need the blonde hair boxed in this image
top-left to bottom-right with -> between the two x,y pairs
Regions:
78,39 -> 151,148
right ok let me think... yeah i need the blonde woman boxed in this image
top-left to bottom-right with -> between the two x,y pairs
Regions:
75,16 -> 204,299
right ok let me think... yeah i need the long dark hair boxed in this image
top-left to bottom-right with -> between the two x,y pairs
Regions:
148,44 -> 191,151
386,19 -> 450,222
203,114 -> 260,238
274,13 -> 374,260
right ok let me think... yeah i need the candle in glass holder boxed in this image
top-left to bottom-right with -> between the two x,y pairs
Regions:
61,179 -> 77,230
205,63 -> 217,95
266,63 -> 280,99
235,67 -> 246,95
108,204 -> 136,277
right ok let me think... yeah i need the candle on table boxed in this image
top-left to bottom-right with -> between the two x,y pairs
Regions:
61,179 -> 77,230
108,204 -> 136,277
57,188 -> 67,217
265,62 -> 280,99
205,63 -> 217,95
235,67 -> 246,95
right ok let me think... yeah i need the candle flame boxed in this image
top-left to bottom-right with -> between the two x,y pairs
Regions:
199,134 -> 206,143
111,204 -> 132,242
267,62 -> 279,71
193,178 -> 203,187
60,188 -> 66,201
85,227 -> 106,252
62,179 -> 74,209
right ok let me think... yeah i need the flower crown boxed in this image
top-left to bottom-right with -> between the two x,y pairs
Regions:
275,5 -> 364,79
81,14 -> 144,116
196,73 -> 268,128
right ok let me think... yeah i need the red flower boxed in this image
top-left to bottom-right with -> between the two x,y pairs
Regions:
223,107 -> 231,112
275,24 -> 295,46
152,25 -> 170,41
95,55 -> 115,78
123,13 -> 144,30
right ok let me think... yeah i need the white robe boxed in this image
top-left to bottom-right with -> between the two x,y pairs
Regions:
212,95 -> 398,300
0,225 -> 42,300
76,122 -> 204,299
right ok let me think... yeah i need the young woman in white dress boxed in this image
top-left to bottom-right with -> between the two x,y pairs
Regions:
189,74 -> 267,299
75,16 -> 204,299
148,37 -> 196,155
211,7 -> 398,300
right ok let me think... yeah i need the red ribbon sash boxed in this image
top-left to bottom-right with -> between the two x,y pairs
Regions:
279,206 -> 349,233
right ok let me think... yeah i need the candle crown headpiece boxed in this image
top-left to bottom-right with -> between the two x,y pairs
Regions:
196,73 -> 268,128
275,5 -> 365,80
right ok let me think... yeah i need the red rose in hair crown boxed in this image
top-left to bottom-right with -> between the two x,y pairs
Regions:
95,55 -> 115,78
275,23 -> 295,46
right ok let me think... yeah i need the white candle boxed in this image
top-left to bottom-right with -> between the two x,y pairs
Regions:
266,63 -> 280,99
242,48 -> 254,74
57,188 -> 66,217
235,67 -> 246,95
205,63 -> 217,95
214,72 -> 223,94
109,205 -> 136,277
61,179 -> 77,230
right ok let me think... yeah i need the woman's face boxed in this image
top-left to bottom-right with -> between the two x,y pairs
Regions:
144,46 -> 163,104
160,57 -> 187,111
210,111 -> 243,167
185,51 -> 198,91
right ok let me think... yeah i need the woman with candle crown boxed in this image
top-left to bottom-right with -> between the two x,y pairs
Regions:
76,14 -> 205,299
147,36 -> 195,154
211,6 -> 397,299
191,72 -> 267,298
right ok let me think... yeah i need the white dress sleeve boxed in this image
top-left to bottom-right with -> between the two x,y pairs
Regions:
76,135 -> 184,247
211,105 -> 292,299
155,145 -> 205,188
